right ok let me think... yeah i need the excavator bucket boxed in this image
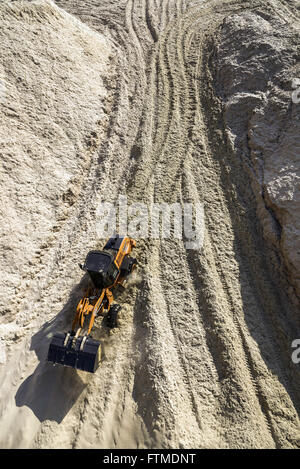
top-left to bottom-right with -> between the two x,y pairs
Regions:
47,332 -> 102,373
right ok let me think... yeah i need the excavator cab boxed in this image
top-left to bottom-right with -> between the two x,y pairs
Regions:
80,250 -> 119,290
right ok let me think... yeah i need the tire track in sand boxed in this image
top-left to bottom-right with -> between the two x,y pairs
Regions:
3,0 -> 300,449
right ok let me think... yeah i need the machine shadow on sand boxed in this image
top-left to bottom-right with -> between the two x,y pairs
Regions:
15,271 -> 128,423
15,274 -> 92,423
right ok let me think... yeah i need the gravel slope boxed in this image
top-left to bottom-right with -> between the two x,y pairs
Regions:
0,0 -> 299,449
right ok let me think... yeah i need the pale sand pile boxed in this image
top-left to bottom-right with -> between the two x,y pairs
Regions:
0,0 -> 299,449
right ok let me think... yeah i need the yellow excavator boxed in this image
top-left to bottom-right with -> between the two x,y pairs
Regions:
47,235 -> 137,373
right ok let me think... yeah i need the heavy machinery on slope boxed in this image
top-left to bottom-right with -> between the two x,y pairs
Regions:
47,235 -> 137,373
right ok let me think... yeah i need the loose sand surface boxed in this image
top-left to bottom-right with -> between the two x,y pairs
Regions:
0,0 -> 299,449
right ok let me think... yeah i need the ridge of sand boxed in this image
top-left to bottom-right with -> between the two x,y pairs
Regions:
0,0 -> 299,449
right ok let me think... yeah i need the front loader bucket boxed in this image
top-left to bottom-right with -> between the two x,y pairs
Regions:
47,332 -> 102,373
